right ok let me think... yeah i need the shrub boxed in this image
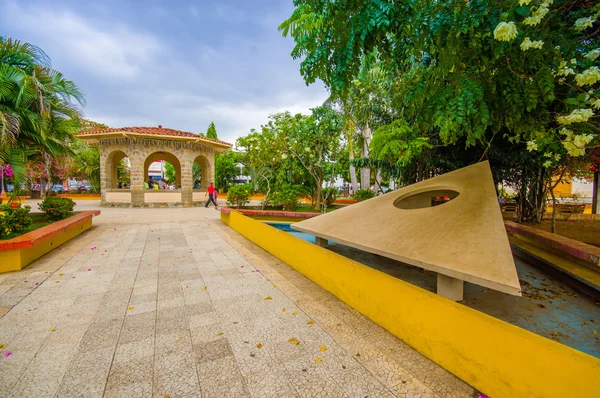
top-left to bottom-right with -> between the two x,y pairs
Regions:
38,197 -> 76,221
321,187 -> 339,208
353,189 -> 375,202
226,184 -> 253,208
0,202 -> 32,238
273,186 -> 304,211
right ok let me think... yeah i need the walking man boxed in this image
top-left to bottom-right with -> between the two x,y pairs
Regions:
205,182 -> 218,208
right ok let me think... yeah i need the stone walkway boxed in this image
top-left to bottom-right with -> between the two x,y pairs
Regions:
0,202 -> 475,398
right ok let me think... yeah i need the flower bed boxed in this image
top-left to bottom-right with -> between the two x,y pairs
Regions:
0,210 -> 100,272
219,207 -> 320,222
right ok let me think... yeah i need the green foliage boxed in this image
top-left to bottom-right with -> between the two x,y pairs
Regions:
371,120 -> 431,167
215,150 -> 239,192
281,0 -> 600,221
71,141 -> 101,192
353,189 -> 375,202
38,197 -> 75,221
272,186 -> 305,211
164,162 -> 176,183
0,202 -> 32,238
321,187 -> 339,208
206,122 -> 218,140
226,184 -> 253,208
0,37 -> 85,195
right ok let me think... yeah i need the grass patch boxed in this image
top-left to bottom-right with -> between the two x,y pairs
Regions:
0,213 -> 72,240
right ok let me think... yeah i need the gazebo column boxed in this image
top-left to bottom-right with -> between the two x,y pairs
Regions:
181,155 -> 194,205
99,152 -> 108,203
203,153 -> 215,189
129,155 -> 145,207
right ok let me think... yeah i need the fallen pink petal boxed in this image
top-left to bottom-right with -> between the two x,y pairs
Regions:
3,352 -> 11,358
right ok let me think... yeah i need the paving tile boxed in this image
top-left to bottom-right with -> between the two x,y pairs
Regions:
193,337 -> 233,363
331,366 -> 396,398
153,351 -> 201,398
106,355 -> 153,390
245,364 -> 299,397
57,347 -> 115,396
0,204 -> 474,397
114,337 -> 155,362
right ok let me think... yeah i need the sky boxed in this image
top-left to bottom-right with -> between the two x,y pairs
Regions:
0,0 -> 329,145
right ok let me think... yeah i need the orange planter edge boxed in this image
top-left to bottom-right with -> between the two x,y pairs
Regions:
0,210 -> 100,272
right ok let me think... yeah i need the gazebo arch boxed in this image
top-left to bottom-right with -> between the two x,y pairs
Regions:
193,154 -> 212,189
105,150 -> 130,189
76,126 -> 231,207
144,151 -> 182,188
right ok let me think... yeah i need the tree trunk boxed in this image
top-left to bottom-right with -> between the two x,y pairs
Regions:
40,178 -> 46,199
375,169 -> 382,193
593,171 -> 599,215
315,180 -> 322,210
360,123 -> 371,189
550,186 -> 557,233
349,146 -> 358,194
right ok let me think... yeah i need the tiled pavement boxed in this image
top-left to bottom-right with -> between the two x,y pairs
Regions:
0,203 -> 476,398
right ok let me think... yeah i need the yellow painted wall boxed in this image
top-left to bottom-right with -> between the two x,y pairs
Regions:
0,218 -> 92,273
221,211 -> 600,398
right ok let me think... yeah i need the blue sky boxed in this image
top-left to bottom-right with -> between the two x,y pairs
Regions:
0,0 -> 328,144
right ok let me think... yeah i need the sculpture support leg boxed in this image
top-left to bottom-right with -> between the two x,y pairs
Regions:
437,274 -> 464,301
315,237 -> 328,248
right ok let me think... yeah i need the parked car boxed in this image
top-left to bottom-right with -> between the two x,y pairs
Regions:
4,183 -> 25,192
51,184 -> 65,193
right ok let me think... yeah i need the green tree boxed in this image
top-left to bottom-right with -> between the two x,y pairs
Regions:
0,37 -> 85,196
215,150 -> 239,192
282,1 -> 600,221
279,106 -> 343,209
206,122 -> 218,139
236,125 -> 285,208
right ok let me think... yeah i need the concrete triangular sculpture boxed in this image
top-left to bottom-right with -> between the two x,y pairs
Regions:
292,161 -> 521,299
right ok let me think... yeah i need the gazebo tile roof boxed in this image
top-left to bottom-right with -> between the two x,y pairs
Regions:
76,126 -> 231,146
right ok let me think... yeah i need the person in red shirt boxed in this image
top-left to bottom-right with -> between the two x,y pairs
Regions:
205,182 -> 218,208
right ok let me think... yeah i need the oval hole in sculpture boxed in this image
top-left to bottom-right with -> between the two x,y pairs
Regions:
393,189 -> 460,210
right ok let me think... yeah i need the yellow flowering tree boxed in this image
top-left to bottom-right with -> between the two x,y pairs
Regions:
281,0 -> 600,219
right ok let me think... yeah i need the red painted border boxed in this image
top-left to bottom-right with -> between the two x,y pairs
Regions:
56,193 -> 101,198
0,210 -> 100,251
219,207 -> 320,219
505,221 -> 600,266
334,199 -> 357,204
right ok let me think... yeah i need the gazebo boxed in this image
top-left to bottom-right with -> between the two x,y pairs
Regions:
76,126 -> 232,207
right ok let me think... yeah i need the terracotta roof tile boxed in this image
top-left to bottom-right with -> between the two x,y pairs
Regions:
76,126 -> 231,146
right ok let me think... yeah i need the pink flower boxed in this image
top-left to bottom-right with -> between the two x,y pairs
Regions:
3,352 -> 11,358
35,282 -> 39,286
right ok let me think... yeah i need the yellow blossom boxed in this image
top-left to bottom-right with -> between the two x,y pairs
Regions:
493,22 -> 518,41
556,109 -> 594,125
520,37 -> 544,51
575,67 -> 600,86
524,3 -> 550,26
585,49 -> 600,61
574,17 -> 595,32
526,141 -> 538,152
561,128 -> 594,157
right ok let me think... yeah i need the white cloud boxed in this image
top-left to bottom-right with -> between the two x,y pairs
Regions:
0,0 -> 329,144
0,1 -> 160,79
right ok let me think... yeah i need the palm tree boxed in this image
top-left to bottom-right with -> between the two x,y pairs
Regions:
0,37 -> 85,195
